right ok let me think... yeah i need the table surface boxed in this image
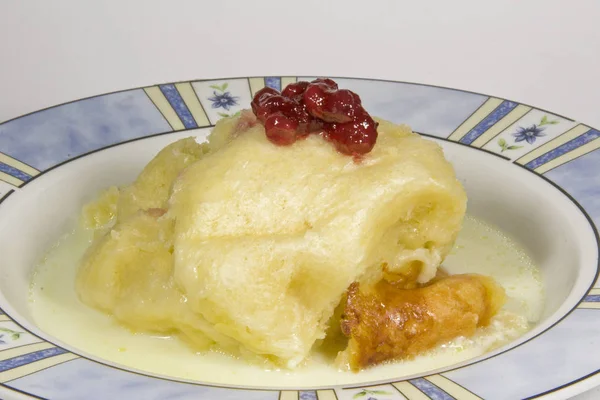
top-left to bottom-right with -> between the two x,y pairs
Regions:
1,1 -> 599,399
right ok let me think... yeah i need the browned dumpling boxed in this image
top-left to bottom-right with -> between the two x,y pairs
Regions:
338,274 -> 506,371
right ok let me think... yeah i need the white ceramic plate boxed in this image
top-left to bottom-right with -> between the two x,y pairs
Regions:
0,76 -> 599,400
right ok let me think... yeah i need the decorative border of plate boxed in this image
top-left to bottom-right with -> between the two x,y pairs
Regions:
0,76 -> 599,400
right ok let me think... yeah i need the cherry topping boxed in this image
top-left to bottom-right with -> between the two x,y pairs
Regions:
297,118 -> 324,136
264,114 -> 298,146
250,78 -> 378,156
282,81 -> 309,100
304,87 -> 362,123
303,84 -> 329,120
251,87 -> 279,115
254,94 -> 295,123
311,78 -> 338,90
326,111 -> 378,155
253,87 -> 279,103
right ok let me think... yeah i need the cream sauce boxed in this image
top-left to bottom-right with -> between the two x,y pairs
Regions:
29,216 -> 544,387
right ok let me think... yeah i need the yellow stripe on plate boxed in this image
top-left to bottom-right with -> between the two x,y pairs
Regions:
392,382 -> 430,400
143,86 -> 185,131
174,82 -> 210,127
0,343 -> 53,362
281,76 -> 298,89
316,389 -> 338,400
426,375 -> 482,399
471,105 -> 531,148
0,171 -> 24,187
0,315 -> 10,322
578,302 -> 600,310
447,97 -> 503,142
279,391 -> 299,400
589,288 -> 600,295
248,77 -> 266,96
536,136 -> 600,174
516,124 -> 590,165
0,153 -> 39,177
0,352 -> 79,383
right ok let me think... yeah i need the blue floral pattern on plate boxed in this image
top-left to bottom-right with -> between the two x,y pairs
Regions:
0,327 -> 23,344
352,388 -> 394,399
513,124 -> 546,144
192,79 -> 251,124
208,83 -> 239,112
482,109 -> 575,161
0,321 -> 39,350
498,115 -> 560,152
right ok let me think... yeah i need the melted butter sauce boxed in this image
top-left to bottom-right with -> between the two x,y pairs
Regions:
29,216 -> 544,387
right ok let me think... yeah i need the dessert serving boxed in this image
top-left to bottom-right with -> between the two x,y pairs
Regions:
30,78 -> 543,380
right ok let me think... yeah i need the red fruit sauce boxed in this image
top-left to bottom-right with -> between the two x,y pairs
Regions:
250,78 -> 378,156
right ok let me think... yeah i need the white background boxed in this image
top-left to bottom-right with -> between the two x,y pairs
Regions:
1,1 -> 599,398
1,1 -> 600,128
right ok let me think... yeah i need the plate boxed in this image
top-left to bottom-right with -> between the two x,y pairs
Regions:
0,76 -> 599,400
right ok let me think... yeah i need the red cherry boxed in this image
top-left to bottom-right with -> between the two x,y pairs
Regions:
288,102 -> 311,123
251,87 -> 280,115
265,114 -> 299,146
321,89 -> 362,123
326,112 -> 378,155
255,95 -> 294,123
282,81 -> 309,100
297,118 -> 324,136
304,85 -> 360,123
311,78 -> 338,90
253,87 -> 279,104
303,84 -> 330,120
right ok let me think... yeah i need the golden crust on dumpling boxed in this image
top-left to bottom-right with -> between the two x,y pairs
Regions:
338,274 -> 505,371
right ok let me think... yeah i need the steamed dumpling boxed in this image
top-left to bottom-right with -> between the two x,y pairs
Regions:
76,113 -> 467,368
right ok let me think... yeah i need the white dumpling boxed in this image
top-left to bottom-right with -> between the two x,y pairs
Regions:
78,114 -> 466,367
167,118 -> 466,367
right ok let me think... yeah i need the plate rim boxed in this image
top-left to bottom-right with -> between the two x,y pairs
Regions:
0,75 -> 599,400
